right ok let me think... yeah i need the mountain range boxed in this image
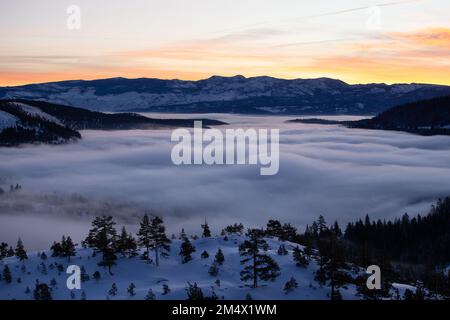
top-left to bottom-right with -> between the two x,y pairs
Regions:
2,76 -> 450,115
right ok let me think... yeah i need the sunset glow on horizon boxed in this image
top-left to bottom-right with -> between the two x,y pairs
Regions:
1,0 -> 449,86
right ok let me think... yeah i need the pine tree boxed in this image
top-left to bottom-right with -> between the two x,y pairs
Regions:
84,216 -> 117,274
145,288 -> 156,300
315,236 -> 349,300
127,283 -> 136,296
214,248 -> 225,265
80,266 -> 90,282
266,219 -> 283,238
201,219 -> 211,238
332,221 -> 342,237
239,229 -> 280,288
283,277 -> 298,294
81,291 -> 87,300
62,236 -> 76,262
277,244 -> 288,255
2,265 -> 12,283
185,282 -> 204,300
0,242 -> 8,260
149,216 -> 171,266
40,262 -> 48,275
137,215 -> 152,262
222,223 -> 244,235
179,237 -> 196,263
162,283 -> 170,295
15,238 -> 28,261
108,283 -> 118,296
98,248 -> 117,275
7,246 -> 14,257
317,215 -> 328,236
93,271 -> 101,281
201,250 -> 209,259
50,278 -> 57,288
117,226 -> 137,257
50,241 -> 63,257
34,283 -> 52,300
279,223 -> 297,242
303,241 -> 314,260
208,262 -> 219,277
292,246 -> 309,267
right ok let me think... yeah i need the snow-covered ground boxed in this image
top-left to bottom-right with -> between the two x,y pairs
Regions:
13,103 -> 62,125
0,110 -> 17,131
0,235 -> 364,300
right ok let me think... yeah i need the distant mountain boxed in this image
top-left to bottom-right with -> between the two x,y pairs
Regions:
288,95 -> 450,136
1,76 -> 450,114
0,99 -> 226,146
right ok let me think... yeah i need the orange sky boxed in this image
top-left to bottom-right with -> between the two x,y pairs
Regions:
1,1 -> 449,86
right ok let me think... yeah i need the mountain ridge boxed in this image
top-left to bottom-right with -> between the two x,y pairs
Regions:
2,75 -> 450,115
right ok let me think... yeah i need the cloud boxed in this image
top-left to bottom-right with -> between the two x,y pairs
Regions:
1,115 -> 450,249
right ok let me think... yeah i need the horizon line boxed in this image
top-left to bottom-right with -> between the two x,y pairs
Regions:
2,74 -> 449,88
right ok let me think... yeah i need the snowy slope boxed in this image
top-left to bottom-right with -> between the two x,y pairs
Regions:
0,110 -> 17,131
0,235 -> 367,300
13,102 -> 62,125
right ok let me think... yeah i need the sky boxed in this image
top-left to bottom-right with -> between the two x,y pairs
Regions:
0,0 -> 449,86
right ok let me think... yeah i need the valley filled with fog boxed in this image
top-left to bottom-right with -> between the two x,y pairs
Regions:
1,113 -> 450,250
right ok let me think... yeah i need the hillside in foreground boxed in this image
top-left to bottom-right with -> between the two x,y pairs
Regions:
0,235 -> 413,301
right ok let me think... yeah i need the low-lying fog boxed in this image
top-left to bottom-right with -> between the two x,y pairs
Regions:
1,113 -> 450,250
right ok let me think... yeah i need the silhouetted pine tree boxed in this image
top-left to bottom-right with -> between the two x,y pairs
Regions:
266,219 -> 282,238
283,277 -> 298,294
137,214 -> 152,263
15,238 -> 28,261
149,216 -> 171,266
185,282 -> 204,300
2,265 -> 12,283
214,249 -> 225,265
293,246 -> 309,267
84,216 -> 118,275
239,229 -> 280,288
315,235 -> 349,300
201,219 -> 211,238
179,237 -> 196,264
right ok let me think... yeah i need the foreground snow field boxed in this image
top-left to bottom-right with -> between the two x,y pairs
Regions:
0,235 -> 369,300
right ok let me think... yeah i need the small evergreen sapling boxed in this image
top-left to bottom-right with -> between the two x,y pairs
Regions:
127,283 -> 136,296
15,238 -> 28,262
186,282 -> 204,300
293,246 -> 309,267
201,220 -> 212,238
108,283 -> 118,296
277,244 -> 288,255
283,277 -> 298,294
214,248 -> 225,265
162,283 -> 170,295
179,237 -> 196,263
145,289 -> 156,300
